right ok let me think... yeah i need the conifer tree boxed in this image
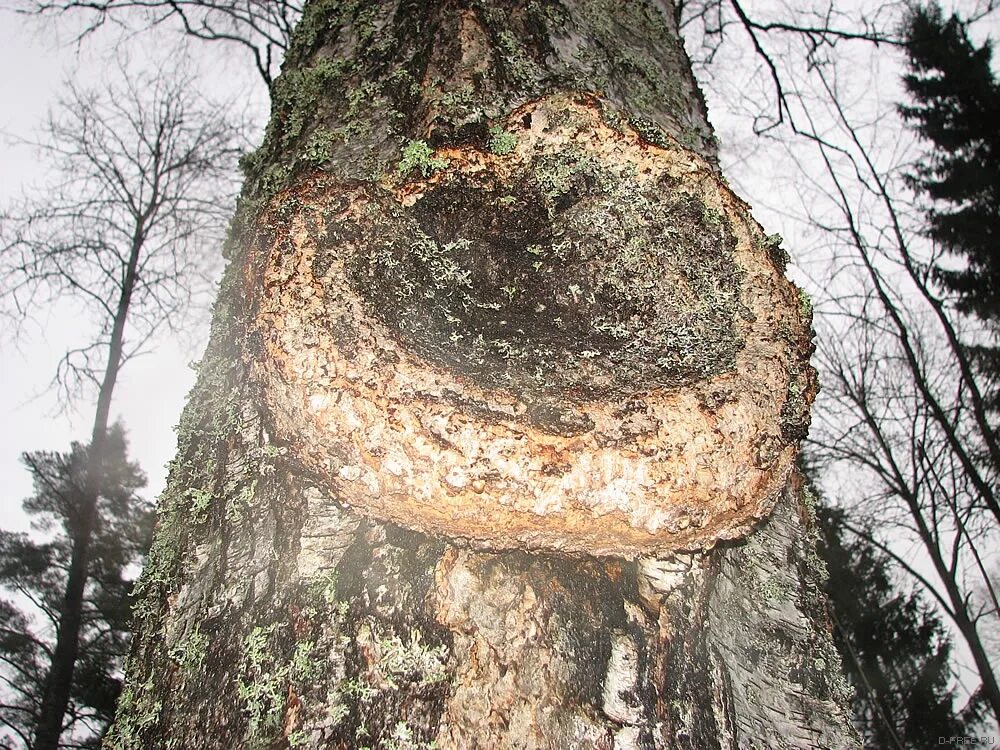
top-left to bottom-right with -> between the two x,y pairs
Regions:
818,504 -> 984,748
900,4 -> 1000,404
0,425 -> 153,749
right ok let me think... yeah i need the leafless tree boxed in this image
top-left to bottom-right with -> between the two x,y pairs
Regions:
11,0 -> 302,86
0,62 -> 244,750
813,290 -> 1000,717
2,63 -> 244,408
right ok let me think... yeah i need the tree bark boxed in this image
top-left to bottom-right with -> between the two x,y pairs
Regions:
107,2 -> 859,748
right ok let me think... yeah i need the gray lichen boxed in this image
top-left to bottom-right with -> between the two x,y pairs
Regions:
344,140 -> 747,404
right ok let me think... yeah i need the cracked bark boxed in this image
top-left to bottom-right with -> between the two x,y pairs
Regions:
107,1 -> 859,748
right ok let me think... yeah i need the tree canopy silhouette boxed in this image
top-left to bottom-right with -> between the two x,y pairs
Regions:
901,4 -> 1000,408
0,425 -> 153,749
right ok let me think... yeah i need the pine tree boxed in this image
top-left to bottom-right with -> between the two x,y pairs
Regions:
900,4 -> 1000,403
818,504 -> 984,748
0,425 -> 153,749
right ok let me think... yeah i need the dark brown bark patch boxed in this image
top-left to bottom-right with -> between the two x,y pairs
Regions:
349,140 -> 743,401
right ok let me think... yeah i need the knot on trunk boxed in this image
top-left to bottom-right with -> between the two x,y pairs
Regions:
247,95 -> 815,557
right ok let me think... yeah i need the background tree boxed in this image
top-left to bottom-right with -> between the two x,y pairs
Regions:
900,4 -> 1000,408
670,0 -> 1000,720
801,4 -> 1000,718
0,64 -> 244,750
0,425 -> 152,749
13,0 -> 302,87
818,502 -> 984,747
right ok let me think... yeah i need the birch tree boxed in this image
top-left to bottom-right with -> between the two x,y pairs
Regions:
107,2 -> 858,748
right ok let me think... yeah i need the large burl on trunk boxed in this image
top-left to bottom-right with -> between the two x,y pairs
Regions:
108,2 -> 859,749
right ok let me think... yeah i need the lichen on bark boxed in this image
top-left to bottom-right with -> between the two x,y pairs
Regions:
108,2 -> 859,749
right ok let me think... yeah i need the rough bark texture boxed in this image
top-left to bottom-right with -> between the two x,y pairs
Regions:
107,1 -> 859,748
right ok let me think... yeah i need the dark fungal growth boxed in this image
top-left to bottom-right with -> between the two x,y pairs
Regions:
342,152 -> 746,402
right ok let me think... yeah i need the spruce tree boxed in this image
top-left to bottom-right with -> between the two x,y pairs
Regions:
0,425 -> 153,749
900,4 -> 1000,403
818,504 -> 984,747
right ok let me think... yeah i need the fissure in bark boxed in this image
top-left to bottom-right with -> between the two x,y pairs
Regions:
107,2 -> 859,748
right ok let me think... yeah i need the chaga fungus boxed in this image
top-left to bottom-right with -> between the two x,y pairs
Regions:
247,95 -> 816,557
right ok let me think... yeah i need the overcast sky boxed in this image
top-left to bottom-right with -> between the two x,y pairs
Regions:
0,13 -> 267,533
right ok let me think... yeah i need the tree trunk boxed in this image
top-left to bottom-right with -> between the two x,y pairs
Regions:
35,231 -> 143,750
107,2 -> 859,748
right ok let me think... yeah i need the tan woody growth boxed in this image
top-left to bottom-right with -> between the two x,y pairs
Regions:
249,94 -> 815,557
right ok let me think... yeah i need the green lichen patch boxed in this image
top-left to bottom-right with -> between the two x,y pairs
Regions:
238,624 -> 289,747
798,288 -> 813,319
323,618 -> 450,750
487,125 -> 519,155
236,622 -> 327,750
628,116 -> 675,149
487,13 -> 546,88
239,66 -> 345,196
342,146 -> 747,406
398,140 -> 450,177
103,676 -> 162,750
186,487 -> 213,524
301,128 -> 340,167
367,626 -> 449,689
168,623 -> 209,677
285,532 -> 452,749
